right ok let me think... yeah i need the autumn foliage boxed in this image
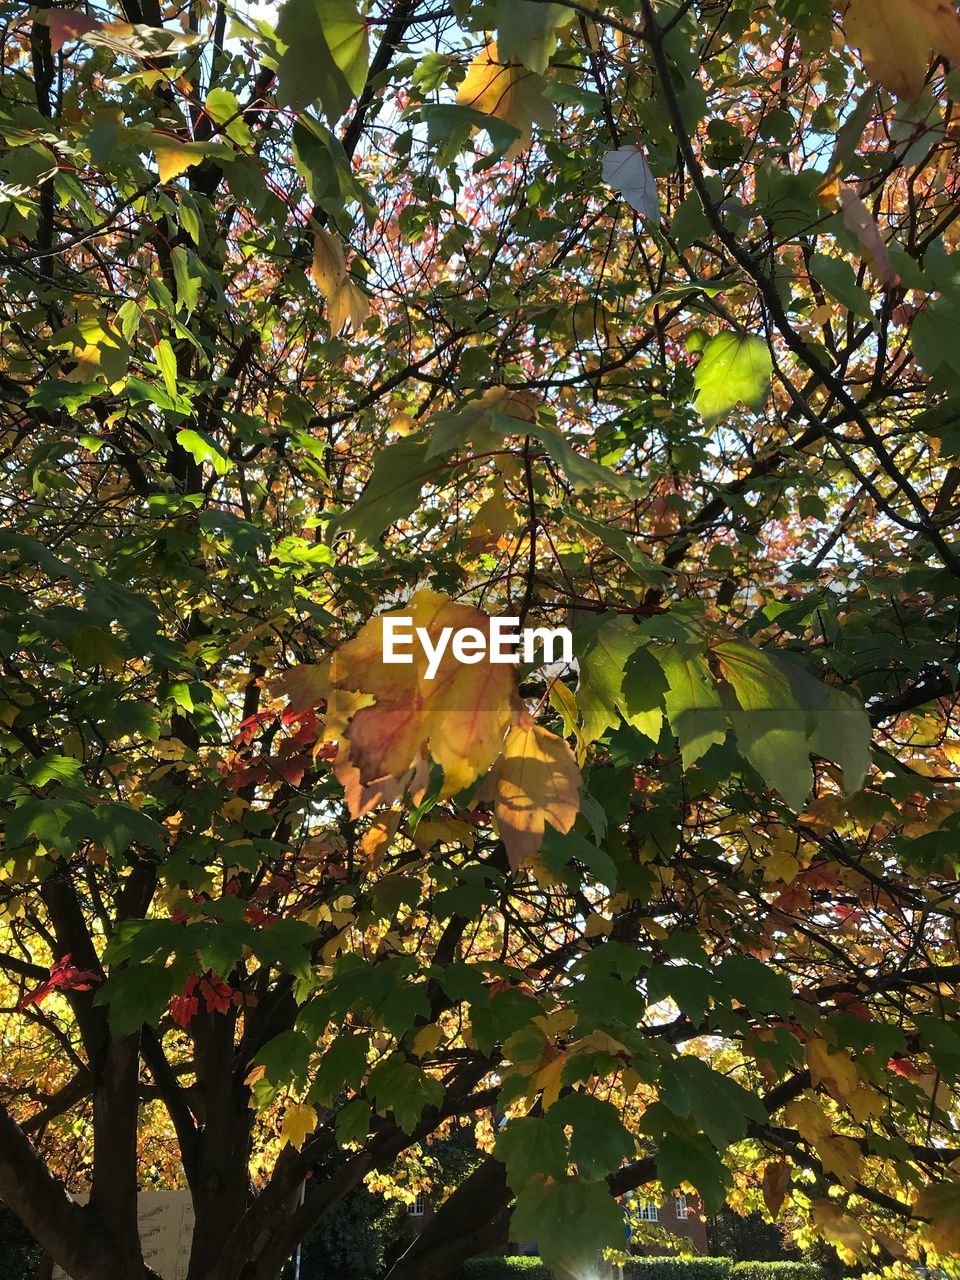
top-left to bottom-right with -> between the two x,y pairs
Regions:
1,0 -> 960,1278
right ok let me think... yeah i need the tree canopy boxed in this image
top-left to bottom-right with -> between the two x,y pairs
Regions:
1,0 -> 960,1277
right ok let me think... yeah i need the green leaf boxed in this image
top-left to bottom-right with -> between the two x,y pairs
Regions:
718,955 -> 793,1016
312,1032 -> 369,1104
24,753 -> 84,787
494,1116 -> 568,1190
419,104 -> 522,161
328,436 -> 447,545
694,331 -> 772,423
547,1092 -> 635,1181
541,827 -> 618,891
574,614 -> 645,744
511,1177 -> 625,1280
336,1098 -> 371,1147
254,1030 -> 312,1087
205,87 -> 254,148
275,0 -> 369,119
95,959 -> 192,1036
366,1053 -> 443,1133
293,119 -> 373,220
176,428 -> 232,476
658,1056 -> 765,1149
154,340 -> 178,398
656,645 -> 727,768
646,964 -> 720,1025
808,252 -> 872,317
655,1131 -> 731,1215
565,509 -> 668,584
524,422 -> 644,498
249,919 -> 317,980
495,0 -> 572,74
170,246 -> 201,317
713,640 -> 812,810
772,655 -> 871,795
911,297 -> 960,378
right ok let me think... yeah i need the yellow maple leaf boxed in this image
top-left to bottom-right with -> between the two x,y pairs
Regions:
311,227 -> 370,333
358,811 -> 400,869
811,1199 -> 872,1259
465,485 -> 520,555
328,589 -> 515,816
457,41 -> 553,156
280,1102 -> 318,1150
914,1180 -> 960,1256
763,847 -> 800,884
785,1094 -> 862,1186
845,0 -> 960,100
807,1039 -> 860,1102
411,1023 -> 443,1059
839,186 -> 900,290
311,227 -> 346,298
153,138 -> 207,184
530,1051 -> 569,1110
487,710 -> 581,868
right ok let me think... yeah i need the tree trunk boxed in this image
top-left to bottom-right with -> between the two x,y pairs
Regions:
187,1015 -> 254,1280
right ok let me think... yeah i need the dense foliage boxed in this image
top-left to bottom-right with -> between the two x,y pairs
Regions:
1,0 -> 960,1278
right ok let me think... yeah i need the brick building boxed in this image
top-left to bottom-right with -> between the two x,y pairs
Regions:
634,1193 -> 710,1254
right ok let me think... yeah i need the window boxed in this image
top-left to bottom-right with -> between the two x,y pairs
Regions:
407,1193 -> 426,1218
675,1195 -> 689,1220
639,1202 -> 659,1222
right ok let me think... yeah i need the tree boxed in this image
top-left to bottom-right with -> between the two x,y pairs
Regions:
1,0 -> 959,1277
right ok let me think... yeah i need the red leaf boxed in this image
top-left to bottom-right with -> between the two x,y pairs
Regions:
44,10 -> 100,53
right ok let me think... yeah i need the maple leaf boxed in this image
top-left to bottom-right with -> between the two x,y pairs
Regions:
170,976 -> 201,1029
762,1160 -> 790,1219
839,186 -> 900,291
327,589 -> 515,816
806,1038 -> 860,1103
602,147 -> 660,222
457,42 -> 553,156
280,1101 -> 318,1150
311,228 -> 370,333
152,138 -> 209,185
784,1095 -> 862,1186
39,8 -> 101,52
914,1180 -> 960,1256
811,1199 -> 872,1258
19,954 -> 99,1010
486,709 -> 581,868
845,0 -> 960,100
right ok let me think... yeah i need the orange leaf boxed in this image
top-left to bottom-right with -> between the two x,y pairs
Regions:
328,589 -> 515,817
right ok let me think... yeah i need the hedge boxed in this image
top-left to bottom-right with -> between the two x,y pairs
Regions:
454,1260 -> 553,1280
454,1257 -> 831,1280
624,1259 -> 735,1280
732,1265 -> 827,1280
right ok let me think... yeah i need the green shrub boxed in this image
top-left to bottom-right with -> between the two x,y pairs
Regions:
732,1263 -> 827,1280
454,1258 -> 554,1280
622,1257 -> 735,1280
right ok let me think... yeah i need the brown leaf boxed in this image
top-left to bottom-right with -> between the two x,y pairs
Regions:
762,1160 -> 790,1219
